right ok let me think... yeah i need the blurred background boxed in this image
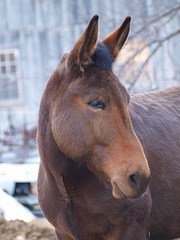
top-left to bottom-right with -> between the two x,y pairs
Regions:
0,0 -> 179,236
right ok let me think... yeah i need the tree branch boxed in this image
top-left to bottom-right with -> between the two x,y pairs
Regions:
129,5 -> 180,39
127,29 -> 180,91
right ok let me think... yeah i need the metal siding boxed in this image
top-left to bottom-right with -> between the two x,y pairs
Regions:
21,0 -> 35,28
6,0 -> 22,30
0,0 -> 179,129
0,0 -> 8,30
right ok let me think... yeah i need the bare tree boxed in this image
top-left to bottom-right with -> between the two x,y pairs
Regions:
114,0 -> 180,93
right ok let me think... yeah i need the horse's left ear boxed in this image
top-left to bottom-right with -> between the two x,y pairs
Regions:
103,17 -> 131,61
67,15 -> 99,71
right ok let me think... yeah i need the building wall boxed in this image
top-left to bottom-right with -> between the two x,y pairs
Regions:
0,0 -> 179,133
0,0 -> 125,130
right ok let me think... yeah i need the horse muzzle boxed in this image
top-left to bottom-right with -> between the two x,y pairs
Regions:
111,172 -> 151,199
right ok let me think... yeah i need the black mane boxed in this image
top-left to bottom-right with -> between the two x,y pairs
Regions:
91,42 -> 113,70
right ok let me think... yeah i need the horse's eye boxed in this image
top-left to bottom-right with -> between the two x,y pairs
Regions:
88,99 -> 106,110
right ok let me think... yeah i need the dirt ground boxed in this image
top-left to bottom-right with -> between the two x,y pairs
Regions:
0,218 -> 56,240
1,218 -> 180,240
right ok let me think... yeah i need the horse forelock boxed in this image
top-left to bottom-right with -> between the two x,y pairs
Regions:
58,42 -> 113,72
91,42 -> 113,70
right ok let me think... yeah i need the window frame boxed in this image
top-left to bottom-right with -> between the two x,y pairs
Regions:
0,48 -> 23,106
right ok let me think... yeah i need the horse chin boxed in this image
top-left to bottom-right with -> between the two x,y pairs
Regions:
111,181 -> 146,200
112,182 -> 127,199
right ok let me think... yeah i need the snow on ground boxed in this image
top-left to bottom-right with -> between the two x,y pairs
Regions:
0,187 -> 35,222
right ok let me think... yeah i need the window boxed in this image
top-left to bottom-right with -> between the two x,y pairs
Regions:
0,49 -> 21,102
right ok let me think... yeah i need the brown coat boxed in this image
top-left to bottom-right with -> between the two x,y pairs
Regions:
37,15 -> 180,240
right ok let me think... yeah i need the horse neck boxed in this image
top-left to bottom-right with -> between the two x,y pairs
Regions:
37,113 -> 97,201
38,119 -> 78,177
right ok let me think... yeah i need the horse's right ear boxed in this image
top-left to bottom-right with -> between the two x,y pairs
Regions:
67,15 -> 99,71
103,17 -> 131,61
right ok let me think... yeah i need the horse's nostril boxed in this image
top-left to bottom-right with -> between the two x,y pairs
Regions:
128,173 -> 139,189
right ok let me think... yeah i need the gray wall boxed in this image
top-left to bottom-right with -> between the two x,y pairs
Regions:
0,0 -> 179,132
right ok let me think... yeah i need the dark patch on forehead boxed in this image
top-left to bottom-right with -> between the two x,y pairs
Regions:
91,42 -> 113,70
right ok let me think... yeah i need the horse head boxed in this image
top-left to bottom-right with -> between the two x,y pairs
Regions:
41,15 -> 150,199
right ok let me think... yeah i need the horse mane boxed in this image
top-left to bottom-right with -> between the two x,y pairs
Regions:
91,42 -> 113,70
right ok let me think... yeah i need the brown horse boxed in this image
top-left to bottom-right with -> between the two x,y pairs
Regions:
37,15 -> 180,240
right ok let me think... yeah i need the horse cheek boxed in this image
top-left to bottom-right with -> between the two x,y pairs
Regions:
51,110 -> 93,161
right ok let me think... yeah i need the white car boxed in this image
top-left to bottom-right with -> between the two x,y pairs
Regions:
0,156 -> 41,216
